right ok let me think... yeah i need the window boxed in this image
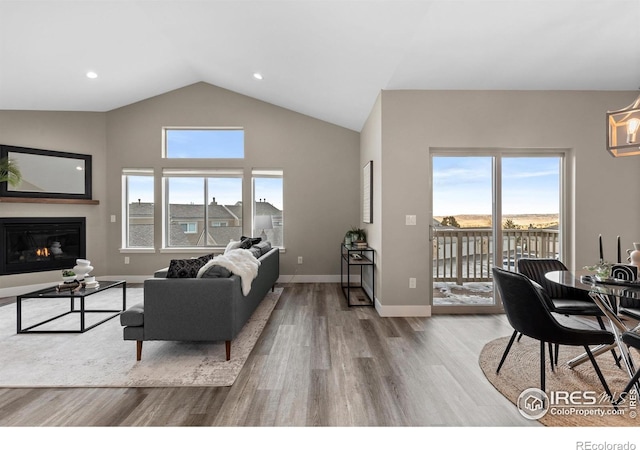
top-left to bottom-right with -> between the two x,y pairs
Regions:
252,169 -> 283,247
164,128 -> 244,158
122,169 -> 154,249
163,169 -> 243,248
180,222 -> 197,234
430,149 -> 565,314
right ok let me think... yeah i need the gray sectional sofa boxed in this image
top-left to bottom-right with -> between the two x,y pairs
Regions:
120,245 -> 279,361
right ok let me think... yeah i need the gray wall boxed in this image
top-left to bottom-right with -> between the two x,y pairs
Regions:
0,83 -> 360,292
0,111 -> 107,290
366,90 -> 640,315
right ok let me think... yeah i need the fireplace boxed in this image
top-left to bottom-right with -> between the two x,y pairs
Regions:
0,217 -> 86,275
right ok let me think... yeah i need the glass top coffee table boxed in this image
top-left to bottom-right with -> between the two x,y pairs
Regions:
17,280 -> 127,333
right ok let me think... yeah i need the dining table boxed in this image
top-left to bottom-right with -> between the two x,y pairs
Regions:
545,270 -> 640,382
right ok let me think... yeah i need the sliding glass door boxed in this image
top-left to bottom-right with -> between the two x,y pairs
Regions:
430,150 -> 563,314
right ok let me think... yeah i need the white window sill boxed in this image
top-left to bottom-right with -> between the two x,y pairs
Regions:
119,248 -> 156,253
160,247 -> 225,254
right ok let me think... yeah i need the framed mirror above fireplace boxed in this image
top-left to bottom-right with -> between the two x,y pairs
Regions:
0,144 -> 92,200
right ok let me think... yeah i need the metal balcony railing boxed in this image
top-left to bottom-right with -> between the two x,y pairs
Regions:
432,228 -> 559,284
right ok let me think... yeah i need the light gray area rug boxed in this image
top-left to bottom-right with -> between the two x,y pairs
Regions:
0,286 -> 282,387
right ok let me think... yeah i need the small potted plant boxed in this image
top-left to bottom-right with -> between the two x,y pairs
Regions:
583,261 -> 612,280
62,269 -> 76,283
350,227 -> 367,248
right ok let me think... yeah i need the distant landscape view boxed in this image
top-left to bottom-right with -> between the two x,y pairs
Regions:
432,154 -> 562,307
433,213 -> 559,230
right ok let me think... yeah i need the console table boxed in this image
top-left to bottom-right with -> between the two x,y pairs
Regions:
341,243 -> 375,307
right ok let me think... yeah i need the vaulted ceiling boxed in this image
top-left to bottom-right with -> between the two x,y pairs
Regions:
1,1 -> 639,131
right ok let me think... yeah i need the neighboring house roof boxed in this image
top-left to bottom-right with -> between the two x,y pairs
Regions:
127,223 -> 154,247
129,201 -> 282,220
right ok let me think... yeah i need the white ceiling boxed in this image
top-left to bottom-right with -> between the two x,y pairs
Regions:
1,0 -> 639,131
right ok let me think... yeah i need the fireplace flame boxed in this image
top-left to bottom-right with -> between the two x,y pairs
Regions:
36,248 -> 50,257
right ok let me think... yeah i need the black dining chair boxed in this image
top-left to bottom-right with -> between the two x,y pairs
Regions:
492,267 -> 615,395
614,330 -> 640,406
517,258 -> 615,366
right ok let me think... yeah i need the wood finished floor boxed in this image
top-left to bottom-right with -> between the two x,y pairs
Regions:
0,283 -> 537,427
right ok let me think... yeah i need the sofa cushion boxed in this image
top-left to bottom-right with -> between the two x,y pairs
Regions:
249,247 -> 262,259
166,258 -> 206,278
120,303 -> 144,326
197,259 -> 233,278
253,241 -> 272,256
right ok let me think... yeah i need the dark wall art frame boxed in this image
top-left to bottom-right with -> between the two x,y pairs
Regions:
0,145 -> 92,200
363,160 -> 373,224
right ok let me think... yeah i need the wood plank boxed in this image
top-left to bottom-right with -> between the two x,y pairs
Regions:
0,283 -> 542,427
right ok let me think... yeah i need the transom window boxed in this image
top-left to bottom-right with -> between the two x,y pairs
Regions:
164,128 -> 244,159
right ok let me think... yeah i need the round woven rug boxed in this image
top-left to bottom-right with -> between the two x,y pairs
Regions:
479,335 -> 640,426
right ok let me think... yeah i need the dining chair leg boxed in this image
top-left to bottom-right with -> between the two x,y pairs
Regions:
584,345 -> 613,401
548,342 -> 555,372
597,316 -> 621,368
614,369 -> 640,406
497,330 -> 518,374
554,343 -> 559,366
540,340 -> 546,392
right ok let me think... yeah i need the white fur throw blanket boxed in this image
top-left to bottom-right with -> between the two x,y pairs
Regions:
199,249 -> 260,295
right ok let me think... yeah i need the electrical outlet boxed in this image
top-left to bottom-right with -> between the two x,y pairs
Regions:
124,256 -> 130,264
409,277 -> 416,288
298,256 -> 303,264
110,214 -> 116,223
406,215 -> 416,226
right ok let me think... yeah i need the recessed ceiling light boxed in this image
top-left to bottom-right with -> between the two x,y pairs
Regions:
253,72 -> 263,80
86,71 -> 98,79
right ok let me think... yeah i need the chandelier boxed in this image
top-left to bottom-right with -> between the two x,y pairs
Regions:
606,94 -> 640,157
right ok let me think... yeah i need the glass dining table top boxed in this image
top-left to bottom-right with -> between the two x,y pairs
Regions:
545,270 -> 640,301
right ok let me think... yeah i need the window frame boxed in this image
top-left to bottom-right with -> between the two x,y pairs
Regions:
162,168 -> 244,250
121,168 -> 155,252
252,169 -> 284,249
162,127 -> 245,159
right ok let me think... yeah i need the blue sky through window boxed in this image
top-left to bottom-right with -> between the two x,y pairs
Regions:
166,129 -> 244,158
254,178 -> 283,210
433,156 -> 559,216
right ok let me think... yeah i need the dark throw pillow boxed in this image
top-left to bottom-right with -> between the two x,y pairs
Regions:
166,258 -> 205,278
196,253 -> 215,264
240,236 -> 262,248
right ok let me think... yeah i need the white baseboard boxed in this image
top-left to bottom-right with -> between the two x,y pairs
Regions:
277,274 -> 355,283
374,301 -> 432,317
1,274 -> 355,297
2,275 -> 431,319
0,276 -> 151,298
0,282 -> 59,298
